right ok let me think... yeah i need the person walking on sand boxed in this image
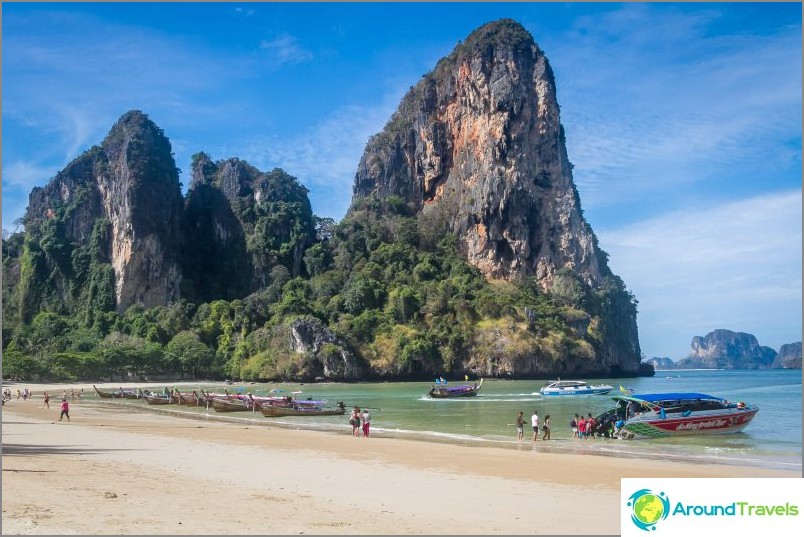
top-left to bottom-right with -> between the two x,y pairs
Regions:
59,398 -> 70,422
542,415 -> 551,440
516,411 -> 525,441
531,409 -> 540,441
350,406 -> 361,437
43,392 -> 50,409
362,408 -> 371,438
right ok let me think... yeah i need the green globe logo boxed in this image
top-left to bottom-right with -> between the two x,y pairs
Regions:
627,489 -> 670,531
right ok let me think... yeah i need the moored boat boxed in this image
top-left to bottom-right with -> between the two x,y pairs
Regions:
93,385 -> 124,399
599,392 -> 759,439
539,379 -> 613,396
211,397 -> 254,412
261,402 -> 346,417
138,389 -> 173,405
119,387 -> 140,399
171,388 -> 201,406
428,378 -> 483,398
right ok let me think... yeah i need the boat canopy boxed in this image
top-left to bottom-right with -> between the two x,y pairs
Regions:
613,392 -> 724,405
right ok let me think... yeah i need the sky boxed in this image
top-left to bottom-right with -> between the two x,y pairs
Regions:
2,2 -> 801,361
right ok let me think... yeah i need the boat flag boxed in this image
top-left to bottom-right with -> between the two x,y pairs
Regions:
619,385 -> 634,395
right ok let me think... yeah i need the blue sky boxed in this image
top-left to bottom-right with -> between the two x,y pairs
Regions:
2,2 -> 801,360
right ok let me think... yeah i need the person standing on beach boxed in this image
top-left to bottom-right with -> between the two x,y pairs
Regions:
59,398 -> 70,422
350,406 -> 361,437
43,392 -> 50,409
531,409 -> 540,441
542,415 -> 551,440
516,411 -> 525,441
362,408 -> 371,438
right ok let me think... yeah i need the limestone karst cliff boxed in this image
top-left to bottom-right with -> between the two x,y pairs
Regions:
352,20 -> 604,289
22,110 -> 183,317
183,153 -> 315,302
5,20 -> 649,382
674,329 -> 777,370
350,19 -> 642,374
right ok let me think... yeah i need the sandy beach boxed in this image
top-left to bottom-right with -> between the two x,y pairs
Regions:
2,382 -> 799,535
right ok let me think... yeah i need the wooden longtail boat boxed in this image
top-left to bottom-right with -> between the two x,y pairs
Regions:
427,378 -> 483,398
93,385 -> 124,399
261,402 -> 346,417
138,389 -> 173,405
211,397 -> 254,412
171,389 -> 200,406
119,387 -> 140,399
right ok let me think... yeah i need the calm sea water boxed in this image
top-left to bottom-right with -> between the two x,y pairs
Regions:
108,369 -> 802,472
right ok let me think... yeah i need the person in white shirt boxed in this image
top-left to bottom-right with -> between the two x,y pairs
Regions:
531,410 -> 540,441
361,409 -> 371,438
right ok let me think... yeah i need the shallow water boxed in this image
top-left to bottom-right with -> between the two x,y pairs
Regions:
93,369 -> 802,472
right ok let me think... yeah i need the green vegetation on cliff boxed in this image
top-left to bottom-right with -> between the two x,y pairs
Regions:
3,191 -> 639,382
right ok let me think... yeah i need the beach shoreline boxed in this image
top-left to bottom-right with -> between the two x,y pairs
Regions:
2,381 -> 799,535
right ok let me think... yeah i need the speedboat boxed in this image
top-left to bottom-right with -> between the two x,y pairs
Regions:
599,392 -> 759,439
539,379 -> 613,396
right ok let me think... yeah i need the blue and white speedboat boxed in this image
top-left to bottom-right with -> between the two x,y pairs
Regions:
539,379 -> 613,396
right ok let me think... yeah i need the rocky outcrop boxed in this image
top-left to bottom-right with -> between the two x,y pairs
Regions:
675,329 -> 777,370
348,19 -> 644,377
773,342 -> 802,369
351,19 -> 605,289
645,357 -> 675,370
25,110 -> 183,313
184,154 -> 316,299
289,316 -> 364,380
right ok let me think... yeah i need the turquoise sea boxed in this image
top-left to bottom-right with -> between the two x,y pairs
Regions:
106,369 -> 802,473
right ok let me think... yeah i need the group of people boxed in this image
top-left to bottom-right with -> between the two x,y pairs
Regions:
516,410 -> 551,441
349,406 -> 371,438
570,413 -> 600,439
514,410 -> 624,441
1,387 -> 71,421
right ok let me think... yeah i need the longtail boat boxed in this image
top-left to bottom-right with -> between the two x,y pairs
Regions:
598,392 -> 759,439
93,385 -> 124,399
138,389 -> 173,405
119,387 -> 140,399
171,388 -> 201,406
427,378 -> 483,398
211,397 -> 254,412
261,401 -> 346,417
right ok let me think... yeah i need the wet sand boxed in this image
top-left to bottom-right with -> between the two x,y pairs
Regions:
1,382 -> 798,535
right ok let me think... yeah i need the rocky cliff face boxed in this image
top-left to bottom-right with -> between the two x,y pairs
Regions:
24,110 -> 183,313
773,342 -> 802,369
645,357 -> 675,370
184,154 -> 316,300
349,19 -> 642,375
675,329 -> 777,369
352,19 -> 604,288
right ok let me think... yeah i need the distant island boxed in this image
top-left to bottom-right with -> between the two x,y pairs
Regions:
644,329 -> 801,370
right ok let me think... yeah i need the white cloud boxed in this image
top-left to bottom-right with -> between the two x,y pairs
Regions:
220,91 -> 404,220
599,190 -> 802,360
546,5 -> 802,209
259,34 -> 313,66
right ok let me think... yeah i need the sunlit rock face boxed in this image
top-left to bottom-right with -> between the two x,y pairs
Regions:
351,19 -> 604,290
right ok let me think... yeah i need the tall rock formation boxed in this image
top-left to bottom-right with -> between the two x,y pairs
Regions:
352,19 -> 603,288
350,19 -> 642,373
22,110 -> 183,316
184,154 -> 316,301
773,342 -> 802,369
675,329 -> 777,370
